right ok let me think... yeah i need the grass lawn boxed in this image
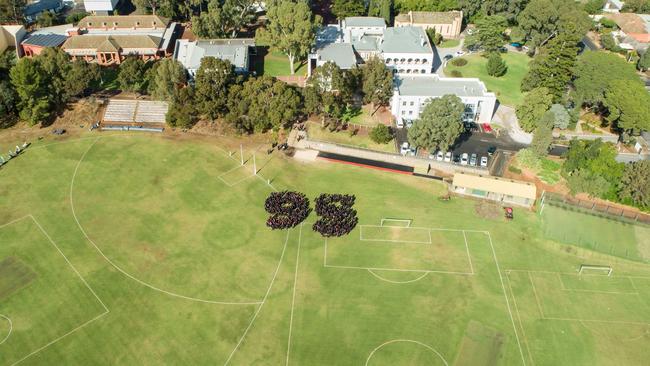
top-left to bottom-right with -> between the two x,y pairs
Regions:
346,106 -> 384,127
438,39 -> 461,48
97,67 -> 119,91
260,49 -> 307,77
306,121 -> 396,153
0,132 -> 649,365
444,52 -> 531,106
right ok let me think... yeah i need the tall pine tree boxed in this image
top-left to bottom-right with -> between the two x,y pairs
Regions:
368,0 -> 392,24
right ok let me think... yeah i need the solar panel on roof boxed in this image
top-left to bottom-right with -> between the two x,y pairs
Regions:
22,34 -> 68,48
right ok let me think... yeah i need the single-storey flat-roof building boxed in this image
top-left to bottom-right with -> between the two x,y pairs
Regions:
394,11 -> 463,39
24,0 -> 64,23
0,25 -> 26,56
61,15 -> 180,65
173,38 -> 254,76
603,0 -> 625,13
452,173 -> 537,208
390,74 -> 497,126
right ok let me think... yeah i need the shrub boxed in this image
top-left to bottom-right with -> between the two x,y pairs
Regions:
599,18 -> 617,29
515,148 -> 542,170
600,33 -> 622,52
508,166 -> 522,174
486,53 -> 507,77
369,124 -> 393,144
451,58 -> 467,67
449,70 -> 463,77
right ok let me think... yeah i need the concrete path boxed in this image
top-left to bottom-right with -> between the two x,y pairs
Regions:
491,104 -> 532,145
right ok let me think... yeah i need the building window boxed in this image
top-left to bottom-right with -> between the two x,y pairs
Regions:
402,101 -> 407,106
400,58 -> 405,63
410,101 -> 414,106
409,111 -> 413,115
414,58 -> 420,63
421,69 -> 426,73
386,58 -> 392,63
422,59 -> 428,64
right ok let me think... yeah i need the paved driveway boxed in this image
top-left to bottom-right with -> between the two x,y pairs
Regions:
434,39 -> 464,76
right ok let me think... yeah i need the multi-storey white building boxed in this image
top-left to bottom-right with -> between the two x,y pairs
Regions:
308,16 -> 434,76
83,0 -> 119,13
391,74 -> 497,127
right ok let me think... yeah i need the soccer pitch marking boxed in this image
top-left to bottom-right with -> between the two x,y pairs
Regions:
70,137 -> 272,305
323,227 -> 476,276
285,224 -> 303,366
367,269 -> 430,284
0,314 -> 12,346
359,225 -> 432,244
0,215 -> 110,366
364,339 -> 449,366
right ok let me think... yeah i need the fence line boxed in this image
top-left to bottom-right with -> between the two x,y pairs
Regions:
541,191 -> 650,226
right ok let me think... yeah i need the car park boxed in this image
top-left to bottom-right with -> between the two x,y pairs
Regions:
470,153 -> 477,166
460,153 -> 469,165
480,156 -> 488,167
436,151 -> 444,161
400,142 -> 410,155
444,152 -> 452,162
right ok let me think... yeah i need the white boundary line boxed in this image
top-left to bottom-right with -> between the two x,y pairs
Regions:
359,225 -> 432,244
285,224 -> 303,366
366,269 -> 429,284
504,271 -> 536,366
556,273 -> 638,295
69,137 -> 265,305
0,314 -> 12,346
0,215 -> 110,366
462,231 -> 475,275
223,228 -> 292,365
364,339 -> 449,366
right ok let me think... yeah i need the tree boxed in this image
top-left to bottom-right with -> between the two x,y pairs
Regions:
256,0 -> 321,75
517,0 -> 590,53
486,52 -> 507,76
167,86 -> 199,128
37,10 -> 56,27
146,58 -> 186,101
9,58 -> 50,125
584,0 -> 606,14
600,33 -> 622,52
638,50 -> 650,72
619,160 -> 650,208
395,0 -> 458,12
368,0 -> 392,23
407,95 -> 465,151
64,61 -> 100,99
0,79 -> 17,127
464,15 -> 506,53
530,110 -> 554,156
332,0 -> 366,19
426,28 -> 443,45
191,0 -> 257,38
308,61 -> 345,93
369,124 -> 393,144
547,104 -> 570,129
361,57 -> 393,107
194,57 -> 235,119
117,57 -> 147,93
562,139 -> 623,199
515,87 -> 553,132
604,79 -> 650,135
0,0 -> 25,23
521,28 -> 580,101
622,0 -> 650,13
573,51 -> 639,107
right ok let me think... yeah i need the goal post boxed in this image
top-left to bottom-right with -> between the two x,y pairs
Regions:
380,218 -> 412,227
578,265 -> 613,276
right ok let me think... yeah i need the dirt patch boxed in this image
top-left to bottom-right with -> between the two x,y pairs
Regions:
474,201 -> 503,220
0,257 -> 37,301
52,98 -> 101,127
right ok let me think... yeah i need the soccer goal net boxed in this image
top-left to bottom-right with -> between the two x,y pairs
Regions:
380,218 -> 412,227
578,265 -> 613,276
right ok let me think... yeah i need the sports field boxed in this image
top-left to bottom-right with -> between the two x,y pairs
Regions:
1,133 -> 649,365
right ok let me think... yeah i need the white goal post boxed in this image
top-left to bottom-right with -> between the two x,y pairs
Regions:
578,265 -> 613,276
380,218 -> 412,227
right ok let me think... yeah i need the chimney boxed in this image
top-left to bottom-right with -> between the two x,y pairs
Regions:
420,36 -> 425,47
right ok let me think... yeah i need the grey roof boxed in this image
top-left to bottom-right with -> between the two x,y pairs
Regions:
395,75 -> 491,98
641,14 -> 650,33
315,24 -> 342,48
344,17 -> 385,28
24,0 -> 62,16
175,39 -> 253,70
21,33 -> 67,47
32,23 -> 74,36
316,43 -> 356,69
381,26 -> 432,54
351,35 -> 381,52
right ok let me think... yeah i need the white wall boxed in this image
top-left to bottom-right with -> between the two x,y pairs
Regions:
84,0 -> 119,12
383,52 -> 434,74
390,93 -> 496,125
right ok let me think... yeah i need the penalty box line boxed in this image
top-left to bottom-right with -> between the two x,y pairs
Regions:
0,215 -> 110,366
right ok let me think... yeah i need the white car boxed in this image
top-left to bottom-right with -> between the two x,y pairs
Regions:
436,151 -> 444,161
480,156 -> 488,167
400,142 -> 410,155
396,120 -> 404,128
460,153 -> 469,165
455,50 -> 465,57
444,152 -> 452,162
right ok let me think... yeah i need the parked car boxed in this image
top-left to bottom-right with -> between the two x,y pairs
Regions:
510,42 -> 522,48
470,153 -> 477,166
436,150 -> 444,161
444,151 -> 452,162
396,119 -> 404,128
460,153 -> 469,165
409,146 -> 417,156
498,46 -> 508,53
453,154 -> 461,163
482,123 -> 492,133
455,50 -> 465,57
400,142 -> 410,155
443,54 -> 453,61
480,156 -> 488,167
487,146 -> 497,156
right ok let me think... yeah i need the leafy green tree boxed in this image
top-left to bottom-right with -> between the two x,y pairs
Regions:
361,57 -> 393,107
167,86 -> 199,128
407,95 -> 465,151
256,0 -> 321,75
0,0 -> 25,23
517,0 -> 590,53
117,57 -> 148,93
521,29 -> 580,101
622,0 -> 650,13
573,51 -> 639,107
194,57 -> 235,119
619,160 -> 650,209
604,80 -> 650,135
464,15 -> 506,53
486,52 -> 507,76
9,58 -> 50,125
566,168 -> 612,197
600,33 -> 622,52
638,50 -> 650,71
226,76 -> 302,132
0,79 -> 17,127
530,110 -> 554,156
426,28 -> 443,45
332,0 -> 366,19
65,11 -> 88,24
64,61 -> 100,99
395,0 -> 458,12
515,87 -> 553,132
146,58 -> 186,101
369,124 -> 393,144
191,0 -> 257,38
584,0 -> 605,14
308,62 -> 345,93
37,11 -> 56,27
562,139 -> 623,199
302,86 -> 322,115
548,104 -> 570,129
368,0 -> 392,23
